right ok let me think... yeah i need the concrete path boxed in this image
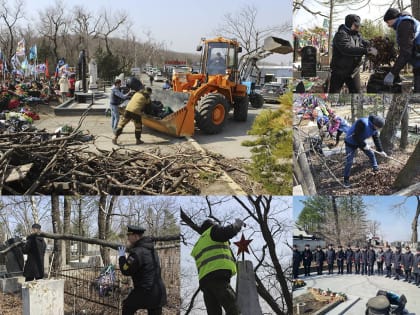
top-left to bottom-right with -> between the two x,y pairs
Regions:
294,274 -> 419,314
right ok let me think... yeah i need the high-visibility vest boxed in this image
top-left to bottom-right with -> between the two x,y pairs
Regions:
191,226 -> 237,280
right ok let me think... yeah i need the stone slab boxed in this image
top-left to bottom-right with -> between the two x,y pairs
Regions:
236,260 -> 263,315
22,279 -> 65,315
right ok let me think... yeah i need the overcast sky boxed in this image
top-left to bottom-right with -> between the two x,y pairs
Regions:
293,196 -> 419,242
20,0 -> 292,64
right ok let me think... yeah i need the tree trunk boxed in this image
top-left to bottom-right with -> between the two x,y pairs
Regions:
332,196 -> 341,245
393,140 -> 420,189
351,94 -> 355,122
356,95 -> 363,119
98,195 -> 108,266
293,130 -> 317,195
63,196 -> 71,264
412,197 -> 420,244
78,198 -> 83,262
380,94 -> 407,153
400,107 -> 409,150
327,0 -> 334,63
51,195 -> 62,274
412,0 -> 420,20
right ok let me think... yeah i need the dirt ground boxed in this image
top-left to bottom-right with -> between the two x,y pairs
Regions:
0,291 -> 22,315
295,104 -> 420,195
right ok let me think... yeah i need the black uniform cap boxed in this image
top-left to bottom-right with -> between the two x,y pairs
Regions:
32,223 -> 41,229
345,14 -> 361,28
127,225 -> 146,235
384,8 -> 401,22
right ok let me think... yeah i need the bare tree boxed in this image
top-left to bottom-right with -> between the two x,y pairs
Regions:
70,5 -> 100,59
0,0 -> 24,66
63,196 -> 71,264
96,8 -> 128,55
411,196 -> 420,243
97,195 -> 116,266
393,140 -> 420,189
51,194 -> 62,274
38,0 -> 70,62
215,4 -> 290,54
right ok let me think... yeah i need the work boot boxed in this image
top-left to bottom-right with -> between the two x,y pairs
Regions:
343,178 -> 351,188
373,166 -> 379,172
112,136 -> 118,145
136,139 -> 144,145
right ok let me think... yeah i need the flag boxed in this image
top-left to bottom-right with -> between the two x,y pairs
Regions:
29,45 -> 37,60
16,39 -> 25,56
11,54 -> 20,69
57,58 -> 65,67
45,59 -> 50,78
21,56 -> 28,70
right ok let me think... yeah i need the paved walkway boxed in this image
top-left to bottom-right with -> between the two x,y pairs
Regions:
294,273 -> 419,314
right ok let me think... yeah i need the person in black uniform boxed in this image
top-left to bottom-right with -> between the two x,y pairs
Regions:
302,244 -> 313,277
293,244 -> 302,279
118,225 -> 167,315
384,245 -> 393,278
376,247 -> 384,275
336,245 -> 345,275
402,246 -> 413,283
413,247 -> 420,286
326,244 -> 336,275
314,245 -> 325,275
329,14 -> 377,93
393,246 -> 402,280
367,246 -> 376,276
22,223 -> 46,282
361,246 -> 368,275
354,245 -> 361,274
345,244 -> 354,274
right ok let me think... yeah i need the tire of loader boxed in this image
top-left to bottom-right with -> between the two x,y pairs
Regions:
196,93 -> 229,134
233,95 -> 249,122
249,93 -> 264,108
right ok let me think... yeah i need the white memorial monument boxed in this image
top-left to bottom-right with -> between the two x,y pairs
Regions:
88,58 -> 98,91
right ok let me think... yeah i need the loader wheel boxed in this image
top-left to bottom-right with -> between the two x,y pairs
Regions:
250,93 -> 264,108
196,93 -> 229,134
233,96 -> 249,122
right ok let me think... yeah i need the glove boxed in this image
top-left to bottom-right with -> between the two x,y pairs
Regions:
367,47 -> 378,56
233,218 -> 244,229
379,151 -> 388,157
118,246 -> 126,257
363,144 -> 371,151
384,72 -> 395,86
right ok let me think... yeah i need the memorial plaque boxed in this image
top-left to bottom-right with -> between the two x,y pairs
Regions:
301,46 -> 317,78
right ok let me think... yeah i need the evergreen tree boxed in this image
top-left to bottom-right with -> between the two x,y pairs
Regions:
242,92 -> 292,195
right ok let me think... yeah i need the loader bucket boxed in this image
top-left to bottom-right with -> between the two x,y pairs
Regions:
263,36 -> 293,54
142,89 -> 196,137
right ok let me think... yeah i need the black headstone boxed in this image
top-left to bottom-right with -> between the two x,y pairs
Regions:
5,238 -> 24,277
301,46 -> 317,78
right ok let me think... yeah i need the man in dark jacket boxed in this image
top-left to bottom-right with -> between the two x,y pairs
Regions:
22,223 -> 46,282
345,244 -> 354,274
191,219 -> 243,315
343,115 -> 387,188
329,14 -> 377,93
376,247 -> 385,275
413,247 -> 420,286
118,225 -> 167,315
314,245 -> 325,275
302,244 -> 313,277
384,245 -> 394,278
354,245 -> 361,274
361,246 -> 368,275
336,245 -> 345,275
402,246 -> 413,282
293,245 -> 302,279
393,246 -> 402,280
367,247 -> 376,276
326,244 -> 336,275
383,8 -> 420,92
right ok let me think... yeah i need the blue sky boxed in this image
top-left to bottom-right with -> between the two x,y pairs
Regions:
293,196 -> 419,242
21,0 -> 292,64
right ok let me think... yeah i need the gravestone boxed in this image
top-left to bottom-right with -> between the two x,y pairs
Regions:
5,238 -> 24,277
236,260 -> 263,315
88,59 -> 98,91
22,279 -> 65,315
301,46 -> 317,78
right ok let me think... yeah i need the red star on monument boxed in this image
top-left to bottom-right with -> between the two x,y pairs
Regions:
234,233 -> 253,256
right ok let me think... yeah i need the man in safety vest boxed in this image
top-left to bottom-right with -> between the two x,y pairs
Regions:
383,8 -> 420,92
191,218 -> 244,315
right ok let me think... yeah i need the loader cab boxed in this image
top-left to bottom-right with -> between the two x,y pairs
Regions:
200,40 -> 241,80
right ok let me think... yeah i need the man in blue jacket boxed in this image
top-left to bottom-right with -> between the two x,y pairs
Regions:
383,8 -> 420,92
343,115 -> 387,188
